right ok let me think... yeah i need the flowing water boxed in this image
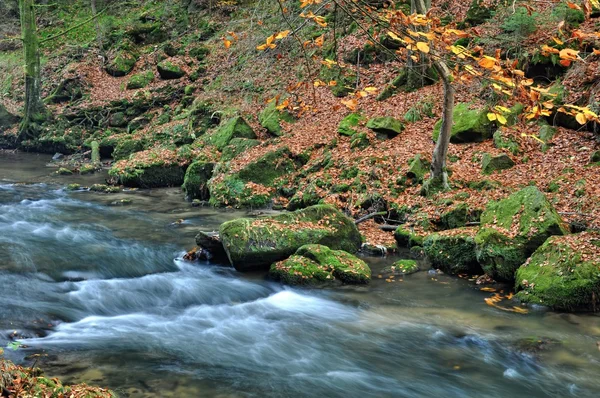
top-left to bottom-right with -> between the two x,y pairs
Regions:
1,152 -> 600,398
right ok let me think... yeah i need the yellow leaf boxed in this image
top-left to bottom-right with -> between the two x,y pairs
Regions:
487,112 -> 498,121
364,86 -> 378,93
478,56 -> 497,69
256,44 -> 268,51
559,48 -> 579,60
387,31 -> 402,42
497,114 -> 507,125
416,41 -> 430,53
275,30 -> 290,40
552,37 -> 564,45
341,98 -> 358,111
576,112 -> 587,124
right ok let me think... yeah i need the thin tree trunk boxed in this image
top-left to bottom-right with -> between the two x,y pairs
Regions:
413,0 -> 453,194
91,0 -> 103,52
19,0 -> 43,139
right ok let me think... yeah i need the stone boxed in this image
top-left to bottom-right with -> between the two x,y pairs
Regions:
219,204 -> 362,271
203,116 -> 256,150
423,228 -> 482,275
182,161 -> 215,200
195,230 -> 228,261
126,71 -> 154,89
590,150 -> 600,164
258,100 -> 295,136
515,232 -> 600,311
269,244 -> 371,285
481,153 -> 515,174
105,50 -> 137,77
338,113 -> 364,136
433,103 -> 494,143
475,186 -> 569,281
157,60 -> 185,79
0,103 -> 19,128
366,116 -> 404,137
381,259 -> 419,276
108,112 -> 128,128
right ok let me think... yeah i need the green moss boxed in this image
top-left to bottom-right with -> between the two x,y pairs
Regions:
157,60 -> 185,79
89,184 -> 120,193
204,116 -> 256,150
406,154 -> 430,183
56,167 -> 72,175
113,139 -> 145,161
394,225 -> 424,247
350,133 -> 370,149
105,50 -> 138,77
338,113 -> 364,136
220,204 -> 362,271
221,138 -> 261,161
126,71 -> 154,89
439,203 -> 469,229
515,233 -> 600,311
481,153 -> 515,174
189,45 -> 210,61
182,161 -> 215,200
475,186 -> 568,281
366,116 -> 404,137
66,183 -> 80,190
465,0 -> 494,26
590,150 -> 600,164
258,100 -> 295,136
287,183 -> 322,211
269,244 -> 371,285
79,164 -> 96,174
433,103 -> 494,143
382,259 -> 419,276
493,130 -> 520,155
423,229 -> 482,275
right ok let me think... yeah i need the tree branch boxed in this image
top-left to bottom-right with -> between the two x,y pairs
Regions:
39,8 -> 106,44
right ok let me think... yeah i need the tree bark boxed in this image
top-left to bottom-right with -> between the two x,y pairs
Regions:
19,0 -> 43,139
90,0 -> 103,51
412,0 -> 453,194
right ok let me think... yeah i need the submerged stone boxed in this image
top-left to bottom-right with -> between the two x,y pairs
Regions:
219,204 -> 362,271
381,259 -> 419,276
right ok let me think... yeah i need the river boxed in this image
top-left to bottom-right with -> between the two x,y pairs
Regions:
1,152 -> 599,397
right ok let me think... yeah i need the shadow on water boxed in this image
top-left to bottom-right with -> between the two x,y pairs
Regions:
1,153 -> 600,398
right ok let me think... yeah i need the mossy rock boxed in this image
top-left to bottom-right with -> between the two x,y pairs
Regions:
481,153 -> 515,174
157,60 -> 185,79
394,225 -> 424,248
89,184 -> 120,193
423,228 -> 482,275
439,203 -> 469,229
433,103 -> 494,143
221,138 -> 261,162
189,45 -> 210,61
350,133 -> 370,149
195,230 -> 227,260
204,116 -> 256,150
338,113 -> 365,136
56,167 -> 72,175
108,112 -> 128,128
287,183 -> 322,211
475,186 -> 569,281
79,164 -> 96,175
515,232 -> 600,311
220,204 -> 362,271
126,71 -> 154,89
258,100 -> 295,136
269,244 -> 371,285
110,163 -> 185,188
464,0 -> 494,26
66,183 -> 81,190
113,139 -> 145,161
493,130 -> 520,155
366,116 -> 404,137
105,50 -> 138,77
381,259 -> 419,276
590,150 -> 600,164
182,161 -> 215,200
406,154 -> 430,183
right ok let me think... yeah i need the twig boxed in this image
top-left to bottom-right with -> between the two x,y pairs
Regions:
379,224 -> 398,232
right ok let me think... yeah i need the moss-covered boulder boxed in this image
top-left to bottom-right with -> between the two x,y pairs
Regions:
109,149 -> 187,188
439,203 -> 470,230
182,161 -> 215,200
481,153 -> 515,174
406,154 -> 430,183
475,186 -> 569,281
221,138 -> 261,162
590,150 -> 600,164
208,146 -> 300,207
112,139 -> 145,161
126,71 -> 154,89
157,60 -> 185,79
423,228 -> 482,275
338,113 -> 365,136
220,204 -> 362,271
433,103 -> 494,143
105,50 -> 138,77
287,183 -> 321,211
366,116 -> 404,137
493,130 -> 520,155
269,244 -> 371,285
381,259 -> 419,276
258,100 -> 295,136
204,116 -> 256,150
394,225 -> 425,248
515,232 -> 600,311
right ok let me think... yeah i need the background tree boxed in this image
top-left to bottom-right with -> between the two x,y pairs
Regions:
19,0 -> 43,138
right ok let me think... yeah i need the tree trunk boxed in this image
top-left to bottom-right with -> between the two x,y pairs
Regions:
90,0 -> 103,51
412,0 -> 454,195
19,0 -> 43,139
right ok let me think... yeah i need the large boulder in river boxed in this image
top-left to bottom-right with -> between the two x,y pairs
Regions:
475,186 -> 569,281
515,232 -> 600,311
433,103 -> 494,143
269,244 -> 371,285
219,204 -> 362,271
423,227 -> 482,275
182,161 -> 215,200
